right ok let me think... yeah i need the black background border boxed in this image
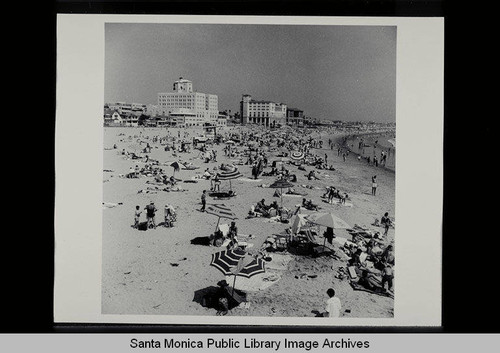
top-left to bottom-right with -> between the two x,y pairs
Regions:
5,0 -> 498,334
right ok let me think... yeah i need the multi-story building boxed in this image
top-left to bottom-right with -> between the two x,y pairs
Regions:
158,78 -> 218,127
107,102 -> 146,116
240,94 -> 287,127
286,108 -> 304,126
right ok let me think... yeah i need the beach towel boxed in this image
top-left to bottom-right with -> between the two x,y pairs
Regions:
225,271 -> 282,292
350,281 -> 394,299
263,254 -> 293,271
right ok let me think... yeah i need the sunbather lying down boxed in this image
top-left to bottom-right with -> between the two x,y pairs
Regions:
302,198 -> 319,211
286,188 -> 307,196
209,190 -> 236,198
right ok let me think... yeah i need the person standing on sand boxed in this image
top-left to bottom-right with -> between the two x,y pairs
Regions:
322,288 -> 341,318
200,190 -> 207,212
145,202 -> 157,229
371,175 -> 378,196
133,205 -> 141,228
381,212 -> 392,236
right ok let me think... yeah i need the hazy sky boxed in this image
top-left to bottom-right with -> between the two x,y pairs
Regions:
105,23 -> 396,122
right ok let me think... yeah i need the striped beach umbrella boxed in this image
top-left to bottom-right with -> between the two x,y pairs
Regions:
210,249 -> 246,276
237,258 -> 266,278
270,178 -> 295,207
206,203 -> 237,231
290,151 -> 305,161
211,249 -> 266,297
217,168 -> 242,191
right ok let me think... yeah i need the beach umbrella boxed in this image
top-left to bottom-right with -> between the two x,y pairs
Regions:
305,212 -> 351,248
210,250 -> 266,297
388,139 -> 396,148
210,248 -> 246,275
270,179 -> 295,207
305,212 -> 351,229
217,168 -> 242,191
206,203 -> 237,231
226,140 -> 236,145
290,151 -> 305,163
170,161 -> 184,177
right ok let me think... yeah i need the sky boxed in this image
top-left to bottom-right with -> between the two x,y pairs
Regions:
105,23 -> 396,122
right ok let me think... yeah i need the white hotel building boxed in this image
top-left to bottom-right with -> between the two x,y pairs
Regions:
240,94 -> 287,127
158,78 -> 218,127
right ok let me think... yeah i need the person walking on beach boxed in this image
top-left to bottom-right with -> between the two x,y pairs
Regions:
371,175 -> 378,196
133,205 -> 141,229
381,212 -> 392,236
322,288 -> 341,318
324,153 -> 328,164
200,190 -> 207,212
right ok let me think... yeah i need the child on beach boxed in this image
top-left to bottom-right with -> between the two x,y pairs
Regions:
322,288 -> 341,318
371,175 -> 377,196
134,206 -> 141,228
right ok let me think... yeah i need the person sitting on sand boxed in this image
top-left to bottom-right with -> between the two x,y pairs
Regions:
322,288 -> 341,318
203,168 -> 212,179
255,199 -> 269,216
308,170 -> 320,180
348,248 -> 365,267
215,280 -> 230,316
302,198 -> 319,211
381,245 -> 395,265
358,270 -> 380,291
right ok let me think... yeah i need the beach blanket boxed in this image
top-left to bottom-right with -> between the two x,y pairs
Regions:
263,253 -> 294,271
350,281 -> 394,299
225,271 -> 282,292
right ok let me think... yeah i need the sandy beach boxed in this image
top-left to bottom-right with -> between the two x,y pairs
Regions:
101,125 -> 395,318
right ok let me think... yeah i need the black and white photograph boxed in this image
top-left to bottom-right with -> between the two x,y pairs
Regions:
101,23 -> 396,318
55,15 -> 442,326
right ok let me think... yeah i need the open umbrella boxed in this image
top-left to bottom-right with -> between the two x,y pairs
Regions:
217,168 -> 242,191
210,248 -> 246,275
170,161 -> 184,177
290,151 -> 305,162
305,212 -> 351,229
305,212 -> 351,248
270,178 -> 294,207
210,249 -> 266,297
205,203 -> 237,231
